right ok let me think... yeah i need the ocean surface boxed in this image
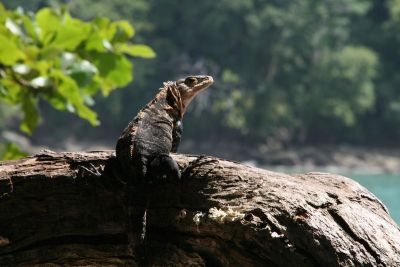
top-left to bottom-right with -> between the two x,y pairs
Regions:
348,174 -> 399,224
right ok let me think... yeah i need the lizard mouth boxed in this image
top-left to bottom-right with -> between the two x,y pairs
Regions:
192,75 -> 214,92
179,75 -> 214,114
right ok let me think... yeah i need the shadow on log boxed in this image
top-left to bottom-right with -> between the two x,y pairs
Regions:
0,150 -> 399,266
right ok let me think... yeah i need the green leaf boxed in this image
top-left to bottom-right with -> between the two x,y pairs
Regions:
51,16 -> 90,50
30,76 -> 51,88
0,84 -> 6,96
93,17 -> 110,29
68,60 -> 98,87
62,53 -> 98,88
0,3 -> 5,16
13,64 -> 31,75
0,35 -> 25,65
75,102 -> 99,126
43,91 -> 67,110
0,143 -> 28,160
71,60 -> 98,74
52,70 -> 83,105
5,18 -> 22,36
117,44 -> 156,58
114,20 -> 135,37
22,15 -> 38,39
51,70 -> 99,125
83,94 -> 95,106
40,46 -> 60,60
0,78 -> 22,104
61,52 -> 76,69
20,94 -> 40,134
91,52 -> 133,94
111,20 -> 135,42
35,9 -> 60,33
85,32 -> 107,52
35,8 -> 60,44
24,45 -> 40,60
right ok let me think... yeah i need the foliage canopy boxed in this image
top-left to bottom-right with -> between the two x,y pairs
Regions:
0,3 -> 154,158
0,3 -> 154,134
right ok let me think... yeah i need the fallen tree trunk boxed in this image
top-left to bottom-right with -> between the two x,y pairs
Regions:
0,150 -> 399,266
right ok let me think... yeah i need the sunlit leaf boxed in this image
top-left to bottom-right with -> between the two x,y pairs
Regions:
0,79 -> 21,104
40,46 -> 60,60
0,35 -> 25,65
51,70 -> 99,125
91,52 -> 133,93
5,18 -> 22,36
75,102 -> 99,126
61,52 -> 76,69
30,76 -> 50,88
20,94 -> 40,134
23,45 -> 40,60
51,16 -> 90,50
0,84 -> 6,96
93,16 -> 110,31
102,40 -> 113,51
0,3 -> 5,16
83,95 -> 95,106
117,44 -> 155,58
13,64 -> 31,75
43,91 -> 67,110
22,15 -> 38,39
52,70 -> 82,104
35,8 -> 60,43
66,59 -> 98,87
111,20 -> 135,42
114,20 -> 135,37
85,33 -> 106,52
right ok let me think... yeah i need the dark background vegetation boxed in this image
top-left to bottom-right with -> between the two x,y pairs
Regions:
1,0 -> 400,153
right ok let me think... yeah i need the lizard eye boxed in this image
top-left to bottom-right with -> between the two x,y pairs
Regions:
184,77 -> 197,86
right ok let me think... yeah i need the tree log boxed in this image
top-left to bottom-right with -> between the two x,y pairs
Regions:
0,150 -> 399,266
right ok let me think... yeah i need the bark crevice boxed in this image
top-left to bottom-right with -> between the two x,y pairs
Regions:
328,208 -> 384,266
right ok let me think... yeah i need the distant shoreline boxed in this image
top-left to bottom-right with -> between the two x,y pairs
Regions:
180,141 -> 400,175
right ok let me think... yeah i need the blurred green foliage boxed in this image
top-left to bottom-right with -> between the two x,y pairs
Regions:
1,0 -> 400,155
0,2 -> 154,159
0,143 -> 28,160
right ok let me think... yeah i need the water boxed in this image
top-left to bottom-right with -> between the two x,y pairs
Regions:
348,174 -> 399,224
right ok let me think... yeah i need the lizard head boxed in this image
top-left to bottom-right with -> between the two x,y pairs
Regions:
175,75 -> 214,114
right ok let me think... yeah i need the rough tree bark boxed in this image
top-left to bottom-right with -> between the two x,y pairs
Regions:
0,150 -> 399,267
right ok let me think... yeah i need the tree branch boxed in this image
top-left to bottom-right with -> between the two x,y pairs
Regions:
0,150 -> 399,266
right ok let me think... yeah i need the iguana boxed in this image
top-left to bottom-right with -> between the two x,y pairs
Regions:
115,75 -> 213,263
115,75 -> 214,182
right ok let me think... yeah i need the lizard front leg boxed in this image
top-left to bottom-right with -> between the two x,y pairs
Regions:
146,154 -> 181,182
171,120 -> 183,153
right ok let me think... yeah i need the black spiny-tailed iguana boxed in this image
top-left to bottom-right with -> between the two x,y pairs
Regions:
116,75 -> 214,182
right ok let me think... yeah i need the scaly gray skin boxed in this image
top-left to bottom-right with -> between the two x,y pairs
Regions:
116,75 -> 214,183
